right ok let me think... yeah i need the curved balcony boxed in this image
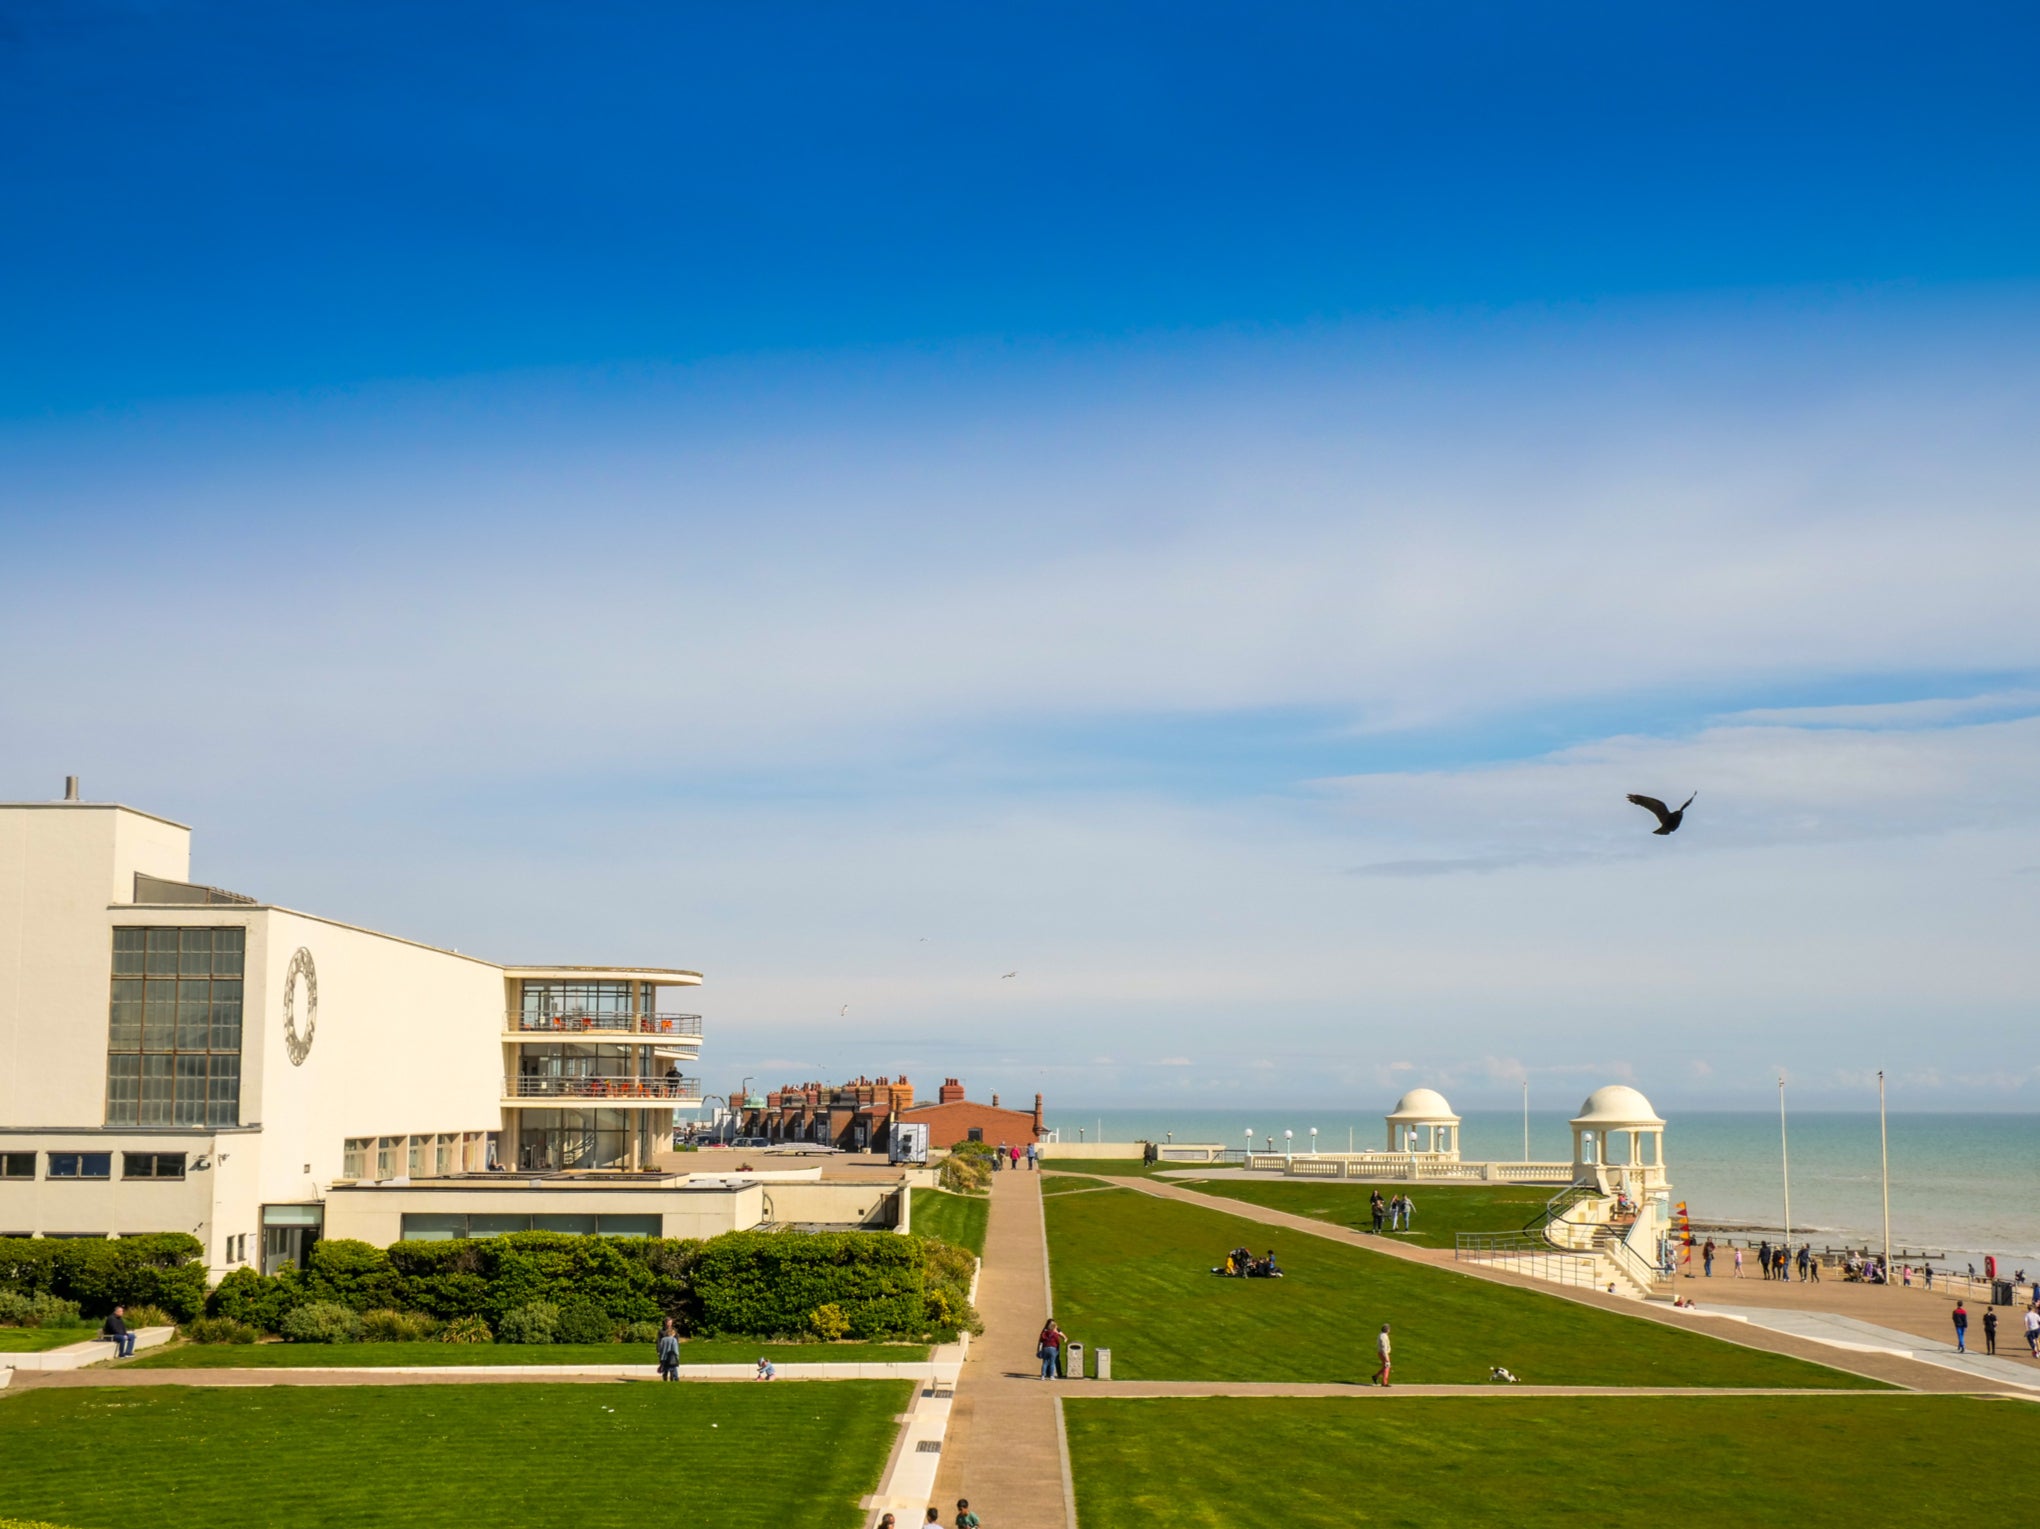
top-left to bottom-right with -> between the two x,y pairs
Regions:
506,1012 -> 703,1040
503,1075 -> 701,1107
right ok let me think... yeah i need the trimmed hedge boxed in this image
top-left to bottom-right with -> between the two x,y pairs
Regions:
691,1231 -> 925,1339
0,1235 -> 207,1321
187,1227 -> 976,1342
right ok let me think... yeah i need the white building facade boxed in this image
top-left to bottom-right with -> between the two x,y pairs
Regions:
0,793 -> 703,1277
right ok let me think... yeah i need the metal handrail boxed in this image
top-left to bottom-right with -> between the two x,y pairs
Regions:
509,1013 -> 703,1036
505,1075 -> 701,1100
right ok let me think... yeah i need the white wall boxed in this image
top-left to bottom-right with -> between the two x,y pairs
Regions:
322,1182 -> 765,1246
245,908 -> 505,1211
0,805 -> 191,1126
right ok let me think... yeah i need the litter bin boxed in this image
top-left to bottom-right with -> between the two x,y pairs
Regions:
1992,1279 -> 2014,1306
1065,1341 -> 1084,1379
1094,1347 -> 1112,1380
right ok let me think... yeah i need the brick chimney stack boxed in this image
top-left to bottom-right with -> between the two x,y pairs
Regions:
1033,1093 -> 1044,1137
938,1077 -> 965,1104
991,1092 -> 1000,1108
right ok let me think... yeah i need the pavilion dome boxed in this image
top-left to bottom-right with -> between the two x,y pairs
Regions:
1571,1084 -> 1664,1127
1386,1087 -> 1459,1122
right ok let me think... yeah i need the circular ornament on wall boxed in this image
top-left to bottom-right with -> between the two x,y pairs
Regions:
282,946 -> 318,1065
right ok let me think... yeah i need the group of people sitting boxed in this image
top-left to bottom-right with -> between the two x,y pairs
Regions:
1212,1246 -> 1284,1278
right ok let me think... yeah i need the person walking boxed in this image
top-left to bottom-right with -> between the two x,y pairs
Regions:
1370,1190 -> 1385,1234
656,1317 -> 681,1380
1733,1246 -> 1743,1278
1026,1141 -> 1038,1171
1807,1246 -> 1821,1283
1951,1301 -> 1968,1354
1795,1245 -> 1809,1282
1371,1322 -> 1393,1387
2023,1304 -> 2039,1357
1982,1308 -> 1998,1356
1401,1192 -> 1416,1231
1923,1263 -> 1934,1291
1757,1240 -> 1771,1280
100,1304 -> 135,1359
955,1500 -> 981,1528
1702,1238 -> 1715,1277
993,1142 -> 1005,1172
1010,1143 -> 1021,1172
1038,1316 -> 1064,1380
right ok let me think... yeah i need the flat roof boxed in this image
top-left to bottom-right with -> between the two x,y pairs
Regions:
0,801 -> 192,830
504,966 -> 704,985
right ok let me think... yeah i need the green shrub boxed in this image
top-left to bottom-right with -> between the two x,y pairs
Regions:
553,1295 -> 614,1345
278,1301 -> 363,1344
386,1233 -> 671,1326
361,1308 -> 440,1342
205,1265 -> 305,1333
621,1319 -> 663,1343
495,1300 -> 560,1344
184,1316 -> 259,1344
437,1314 -> 492,1343
0,1234 -> 206,1320
691,1231 -> 925,1339
0,1291 -> 83,1327
305,1239 -> 402,1312
120,1303 -> 176,1329
921,1239 -> 982,1338
938,1152 -> 991,1194
809,1302 -> 851,1340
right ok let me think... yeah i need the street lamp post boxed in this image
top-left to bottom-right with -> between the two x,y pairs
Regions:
1309,1127 -> 1318,1155
1284,1129 -> 1293,1162
1878,1070 -> 1891,1276
1244,1127 -> 1253,1162
1522,1079 -> 1530,1161
1778,1076 -> 1792,1249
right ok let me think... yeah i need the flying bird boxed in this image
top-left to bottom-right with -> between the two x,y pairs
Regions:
1001,971 -> 1018,979
839,1004 -> 848,1016
1626,791 -> 1696,835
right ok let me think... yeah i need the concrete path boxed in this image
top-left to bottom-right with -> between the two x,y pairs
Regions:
1684,1305 -> 2040,1391
1097,1176 -> 1995,1394
931,1168 -> 1070,1529
1042,1380 -> 2011,1398
3,1359 -> 957,1392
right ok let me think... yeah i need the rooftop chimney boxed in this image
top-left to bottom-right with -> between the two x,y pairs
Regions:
63,775 -> 79,801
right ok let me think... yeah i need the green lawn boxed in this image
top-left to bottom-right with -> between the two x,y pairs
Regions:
1045,1187 -> 1876,1388
1042,1175 -> 1109,1195
124,1337 -> 930,1369
1043,1158 -> 1238,1178
1191,1178 -> 1558,1249
0,1326 -> 98,1354
0,1382 -> 909,1529
1067,1395 -> 2037,1525
911,1186 -> 990,1257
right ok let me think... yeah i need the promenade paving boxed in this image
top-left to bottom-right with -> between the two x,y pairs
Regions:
931,1167 -> 1069,1529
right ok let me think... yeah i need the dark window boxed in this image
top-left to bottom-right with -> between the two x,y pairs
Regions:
122,1152 -> 187,1180
105,927 -> 244,1128
47,1152 -> 112,1179
966,1127 -> 985,1143
0,1153 -> 35,1179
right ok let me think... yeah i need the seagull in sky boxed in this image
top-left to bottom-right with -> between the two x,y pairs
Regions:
1626,791 -> 1697,835
1001,971 -> 1018,979
839,1004 -> 848,1016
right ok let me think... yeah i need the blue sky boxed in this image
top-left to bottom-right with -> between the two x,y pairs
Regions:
4,3 -> 2038,1112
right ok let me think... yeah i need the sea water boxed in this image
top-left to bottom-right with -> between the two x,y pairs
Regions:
1042,1108 -> 2040,1268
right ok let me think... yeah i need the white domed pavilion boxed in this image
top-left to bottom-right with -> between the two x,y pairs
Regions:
1384,1087 -> 1460,1158
1570,1084 -> 1668,1193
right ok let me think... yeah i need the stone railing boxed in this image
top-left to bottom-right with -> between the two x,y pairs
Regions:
1241,1154 -> 1577,1184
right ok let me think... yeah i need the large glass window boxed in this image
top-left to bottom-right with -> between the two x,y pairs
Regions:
518,980 -> 635,1029
104,927 -> 243,1127
515,1108 -> 655,1171
1,1153 -> 35,1179
342,1139 -> 369,1179
399,1211 -> 660,1240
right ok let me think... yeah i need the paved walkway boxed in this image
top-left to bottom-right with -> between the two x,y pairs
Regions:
1687,1305 -> 2040,1391
931,1168 -> 1070,1529
1101,1175 -> 1998,1394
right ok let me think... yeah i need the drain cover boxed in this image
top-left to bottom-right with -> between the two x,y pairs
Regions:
915,1441 -> 942,1453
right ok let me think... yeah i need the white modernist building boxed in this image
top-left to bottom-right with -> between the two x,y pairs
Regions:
0,789 -> 709,1277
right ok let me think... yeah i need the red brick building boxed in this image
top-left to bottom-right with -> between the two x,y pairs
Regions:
732,1075 -> 1045,1151
898,1078 -> 1047,1150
